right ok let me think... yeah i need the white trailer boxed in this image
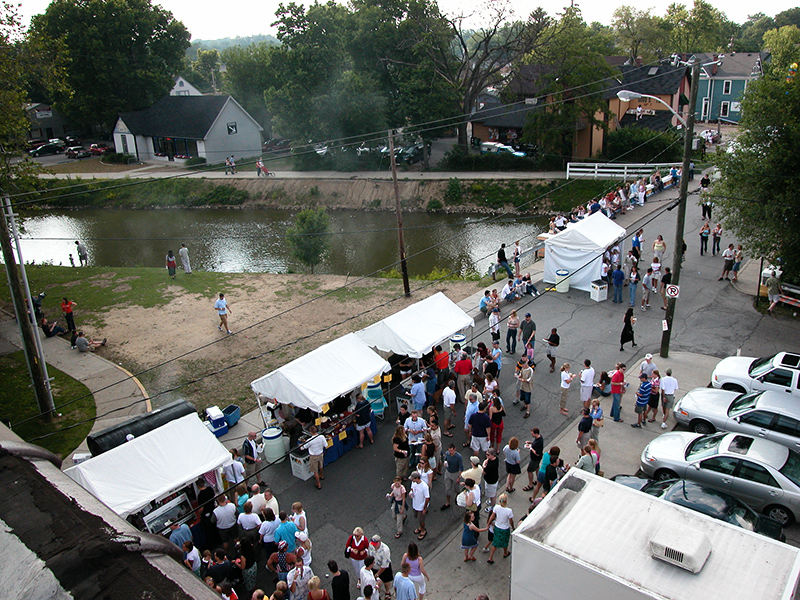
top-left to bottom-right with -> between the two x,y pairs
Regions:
512,469 -> 800,600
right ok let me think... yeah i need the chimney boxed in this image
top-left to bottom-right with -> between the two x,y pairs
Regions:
712,54 -> 718,75
635,56 -> 643,67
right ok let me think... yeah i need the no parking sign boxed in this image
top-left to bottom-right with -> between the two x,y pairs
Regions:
665,284 -> 680,298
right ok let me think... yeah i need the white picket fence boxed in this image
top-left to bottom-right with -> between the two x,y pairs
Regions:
566,162 -> 676,180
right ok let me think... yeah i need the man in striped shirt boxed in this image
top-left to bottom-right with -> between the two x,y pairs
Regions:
631,373 -> 652,429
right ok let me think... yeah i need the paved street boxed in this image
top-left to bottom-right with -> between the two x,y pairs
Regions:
207,173 -> 800,598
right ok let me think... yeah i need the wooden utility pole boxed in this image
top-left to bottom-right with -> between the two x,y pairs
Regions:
388,131 -> 411,297
1,196 -> 55,420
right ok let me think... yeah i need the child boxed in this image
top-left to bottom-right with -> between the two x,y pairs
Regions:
200,549 -> 213,578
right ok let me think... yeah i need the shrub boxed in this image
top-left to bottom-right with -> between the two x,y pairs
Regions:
426,199 -> 443,211
604,127 -> 682,163
444,178 -> 462,205
104,152 -> 136,164
185,157 -> 207,169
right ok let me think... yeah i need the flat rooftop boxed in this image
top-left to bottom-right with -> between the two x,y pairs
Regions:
514,470 -> 800,600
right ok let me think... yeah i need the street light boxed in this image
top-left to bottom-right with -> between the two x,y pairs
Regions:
616,90 -> 688,127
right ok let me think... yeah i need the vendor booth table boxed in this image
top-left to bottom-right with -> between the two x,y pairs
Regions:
250,333 -> 390,479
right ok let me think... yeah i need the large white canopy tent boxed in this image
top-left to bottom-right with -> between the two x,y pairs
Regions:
250,332 -> 391,412
64,414 -> 230,518
543,212 -> 626,292
355,292 -> 474,358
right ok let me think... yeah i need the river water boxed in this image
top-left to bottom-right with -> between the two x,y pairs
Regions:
17,208 -> 548,277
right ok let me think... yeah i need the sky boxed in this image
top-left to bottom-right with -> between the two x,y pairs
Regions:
18,0 -> 798,41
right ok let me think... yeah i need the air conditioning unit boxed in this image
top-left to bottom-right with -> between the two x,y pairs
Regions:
649,521 -> 712,573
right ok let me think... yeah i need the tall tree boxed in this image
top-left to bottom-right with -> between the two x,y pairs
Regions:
222,43 -> 281,131
709,70 -> 800,279
762,26 -> 800,71
520,8 -> 614,163
612,6 -> 669,61
665,0 -> 735,53
734,13 -> 775,52
287,208 -> 330,273
30,0 -> 190,130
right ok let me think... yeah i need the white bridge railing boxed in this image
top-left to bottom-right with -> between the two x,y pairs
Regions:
566,162 -> 676,180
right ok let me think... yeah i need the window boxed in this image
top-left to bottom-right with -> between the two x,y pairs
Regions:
737,461 -> 779,488
227,122 -> 238,135
739,410 -> 775,429
773,415 -> 800,437
700,456 -> 738,475
762,368 -> 793,387
121,135 -> 128,154
179,80 -> 184,87
723,80 -> 732,95
720,102 -> 730,118
701,98 -> 710,119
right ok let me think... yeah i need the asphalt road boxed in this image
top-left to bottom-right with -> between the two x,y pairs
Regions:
241,178 -> 799,596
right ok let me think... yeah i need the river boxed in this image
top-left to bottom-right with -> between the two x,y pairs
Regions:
17,208 -> 548,277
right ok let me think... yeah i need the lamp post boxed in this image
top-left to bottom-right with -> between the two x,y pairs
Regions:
617,60 -> 701,358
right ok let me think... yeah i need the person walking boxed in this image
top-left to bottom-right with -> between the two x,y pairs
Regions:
485,494 -> 514,564
179,243 -> 192,274
461,511 -> 487,562
523,428 -> 544,492
579,359 -> 595,410
505,310 -> 520,354
393,562 -> 417,600
543,328 -> 559,372
620,308 -> 637,351
711,223 -> 723,256
766,270 -> 782,315
660,267 -> 672,310
387,477 -> 407,538
345,527 -> 369,577
75,240 -> 88,266
628,265 -> 639,307
214,292 -> 232,334
60,297 -> 77,332
660,368 -> 679,429
516,356 -> 533,419
641,268 -> 653,312
652,235 -> 667,261
165,250 -> 177,278
720,244 -> 736,281
302,426 -> 326,490
392,426 -> 410,479
576,408 -> 592,448
589,398 -> 604,441
401,543 -> 429,600
732,245 -> 744,282
699,222 -> 710,255
559,364 -> 576,416
409,472 -> 430,540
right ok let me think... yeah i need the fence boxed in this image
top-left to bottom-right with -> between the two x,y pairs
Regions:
566,162 -> 675,180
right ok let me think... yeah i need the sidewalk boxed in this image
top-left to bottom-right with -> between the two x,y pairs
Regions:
0,317 -> 150,466
421,351 -> 720,600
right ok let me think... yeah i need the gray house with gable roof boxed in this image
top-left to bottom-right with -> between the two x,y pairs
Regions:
113,95 -> 262,164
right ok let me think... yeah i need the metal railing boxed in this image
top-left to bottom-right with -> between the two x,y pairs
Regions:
566,162 -> 676,180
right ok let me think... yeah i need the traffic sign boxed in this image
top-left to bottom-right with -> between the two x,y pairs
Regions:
665,284 -> 680,298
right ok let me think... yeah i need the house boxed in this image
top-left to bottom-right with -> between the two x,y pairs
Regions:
113,95 -> 263,163
689,52 -> 768,123
25,103 -> 73,141
170,75 -> 203,97
468,100 -> 542,147
606,63 -> 691,133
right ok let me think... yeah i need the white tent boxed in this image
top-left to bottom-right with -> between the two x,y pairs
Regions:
250,333 -> 390,411
64,414 -> 230,518
356,292 -> 474,358
543,212 -> 626,292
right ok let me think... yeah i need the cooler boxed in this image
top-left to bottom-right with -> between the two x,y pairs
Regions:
206,406 -> 226,428
205,420 -> 228,438
289,450 -> 313,481
590,279 -> 608,302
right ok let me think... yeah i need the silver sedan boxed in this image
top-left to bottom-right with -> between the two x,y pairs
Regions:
640,431 -> 800,525
674,389 -> 800,451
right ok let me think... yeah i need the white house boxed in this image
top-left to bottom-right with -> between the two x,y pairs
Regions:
170,76 -> 203,97
113,95 -> 263,164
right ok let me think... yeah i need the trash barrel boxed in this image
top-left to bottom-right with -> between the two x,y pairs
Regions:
555,269 -> 570,293
262,426 -> 286,464
450,333 -> 466,351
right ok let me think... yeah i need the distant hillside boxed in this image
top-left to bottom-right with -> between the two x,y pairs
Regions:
186,35 -> 280,59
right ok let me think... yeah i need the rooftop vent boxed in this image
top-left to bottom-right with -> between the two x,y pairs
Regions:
649,521 -> 712,573
647,67 -> 659,76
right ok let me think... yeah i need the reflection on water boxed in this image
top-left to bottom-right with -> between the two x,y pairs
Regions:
17,208 -> 548,277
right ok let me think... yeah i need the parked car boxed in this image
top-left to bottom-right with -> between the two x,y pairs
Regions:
480,141 -> 526,157
65,135 -> 81,145
27,138 -> 46,150
675,389 -> 800,449
66,146 -> 91,159
400,143 -> 425,164
611,475 -> 785,540
711,352 -> 800,397
48,138 -> 67,150
30,143 -> 62,157
640,431 -> 800,524
90,142 -> 114,155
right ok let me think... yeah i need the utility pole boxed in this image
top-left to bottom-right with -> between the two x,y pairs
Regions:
1,196 -> 55,420
660,61 -> 700,358
388,130 -> 411,297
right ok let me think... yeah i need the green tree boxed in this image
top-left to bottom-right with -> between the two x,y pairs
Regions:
709,71 -> 800,280
520,8 -> 614,164
763,26 -> 800,72
612,6 -> 670,61
734,13 -> 775,52
665,0 -> 735,53
1,3 -> 44,192
30,0 -> 190,130
222,42 -> 281,132
287,208 -> 330,273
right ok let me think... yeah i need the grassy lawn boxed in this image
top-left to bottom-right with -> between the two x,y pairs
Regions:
0,350 -> 95,458
0,266 -> 240,324
46,157 -> 142,174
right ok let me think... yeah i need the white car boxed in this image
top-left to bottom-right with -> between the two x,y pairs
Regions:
711,352 -> 800,397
